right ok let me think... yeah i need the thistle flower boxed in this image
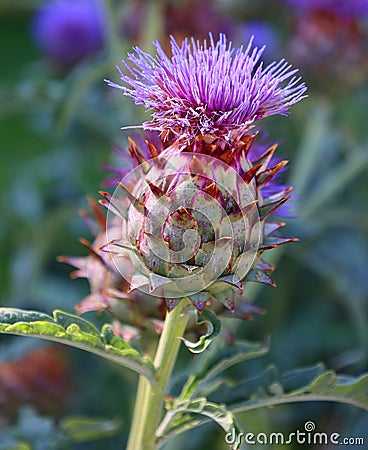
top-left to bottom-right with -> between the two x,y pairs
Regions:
106,33 -> 307,144
100,34 -> 306,313
31,0 -> 106,70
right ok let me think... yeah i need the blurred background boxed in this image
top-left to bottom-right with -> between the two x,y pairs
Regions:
0,0 -> 367,448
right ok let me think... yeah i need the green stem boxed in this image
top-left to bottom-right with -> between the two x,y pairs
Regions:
140,0 -> 165,52
126,298 -> 191,450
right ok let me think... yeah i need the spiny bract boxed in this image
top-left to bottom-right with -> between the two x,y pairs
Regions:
102,133 -> 297,313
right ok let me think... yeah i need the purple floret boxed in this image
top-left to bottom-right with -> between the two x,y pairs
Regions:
107,33 -> 307,142
32,0 -> 106,69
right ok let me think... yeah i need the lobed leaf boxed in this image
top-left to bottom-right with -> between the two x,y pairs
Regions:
158,398 -> 242,450
0,308 -> 155,382
160,364 -> 368,444
229,365 -> 368,413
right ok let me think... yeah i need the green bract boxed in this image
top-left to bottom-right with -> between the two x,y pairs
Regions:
104,133 -> 296,314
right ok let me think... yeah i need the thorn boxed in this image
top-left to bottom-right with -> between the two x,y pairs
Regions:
257,160 -> 288,186
117,182 -> 146,213
264,222 -> 286,235
145,139 -> 159,158
127,136 -> 146,165
86,196 -> 106,231
78,238 -> 107,265
260,196 -> 291,220
146,178 -> 165,197
204,182 -> 219,198
220,148 -> 235,165
189,155 -> 206,175
240,131 -> 259,153
242,163 -> 262,183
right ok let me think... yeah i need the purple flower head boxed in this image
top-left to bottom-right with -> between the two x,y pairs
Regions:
107,33 -> 307,143
32,0 -> 106,69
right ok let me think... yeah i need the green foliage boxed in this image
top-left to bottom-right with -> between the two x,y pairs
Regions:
159,398 -> 243,450
159,354 -> 368,445
180,339 -> 270,400
0,407 -> 67,450
0,308 -> 155,382
0,407 -> 122,450
60,416 -> 122,443
158,339 -> 269,447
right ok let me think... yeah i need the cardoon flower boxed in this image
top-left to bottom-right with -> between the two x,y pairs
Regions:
101,34 -> 306,313
107,34 -> 307,144
31,0 -> 106,70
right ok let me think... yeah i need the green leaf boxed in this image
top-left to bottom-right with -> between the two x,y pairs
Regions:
0,443 -> 32,450
54,310 -> 101,338
55,56 -> 111,133
206,363 -> 368,412
158,398 -> 242,450
60,416 -> 122,443
160,364 -> 368,443
0,308 -> 155,382
180,339 -> 270,400
180,309 -> 221,354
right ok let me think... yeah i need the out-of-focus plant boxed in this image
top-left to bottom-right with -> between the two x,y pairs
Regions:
284,0 -> 368,90
31,0 -> 108,71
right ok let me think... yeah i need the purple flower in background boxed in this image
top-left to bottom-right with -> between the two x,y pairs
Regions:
235,21 -> 280,58
285,0 -> 368,19
107,33 -> 307,143
32,0 -> 106,70
285,0 -> 368,88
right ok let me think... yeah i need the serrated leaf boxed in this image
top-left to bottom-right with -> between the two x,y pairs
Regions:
54,310 -> 101,339
60,416 -> 122,443
209,365 -> 280,405
220,364 -> 368,413
161,364 -> 368,443
0,308 -> 154,382
180,309 -> 221,354
158,398 -> 242,450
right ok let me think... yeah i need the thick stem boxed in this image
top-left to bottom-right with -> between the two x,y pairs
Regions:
126,298 -> 191,450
